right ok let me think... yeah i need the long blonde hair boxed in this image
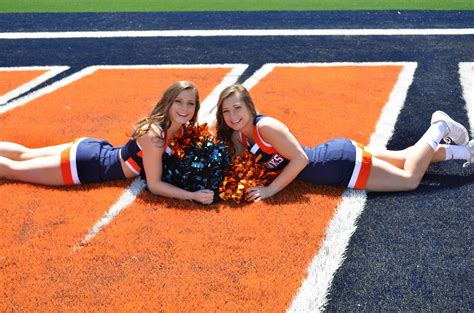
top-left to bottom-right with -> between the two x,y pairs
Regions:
216,84 -> 257,156
131,81 -> 200,140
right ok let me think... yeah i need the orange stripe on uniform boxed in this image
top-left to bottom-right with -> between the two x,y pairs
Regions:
253,126 -> 277,154
354,149 -> 372,190
127,158 -> 142,173
60,145 -> 74,186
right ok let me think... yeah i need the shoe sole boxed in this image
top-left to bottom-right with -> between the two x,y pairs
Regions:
431,111 -> 469,145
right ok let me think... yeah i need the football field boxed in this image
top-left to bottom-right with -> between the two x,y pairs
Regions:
0,7 -> 473,311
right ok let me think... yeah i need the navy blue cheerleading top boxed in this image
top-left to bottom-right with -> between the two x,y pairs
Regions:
239,115 -> 290,172
237,115 -> 372,189
120,126 -> 183,176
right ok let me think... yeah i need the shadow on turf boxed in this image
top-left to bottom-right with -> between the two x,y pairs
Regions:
419,172 -> 474,190
366,171 -> 474,198
134,179 -> 345,212
3,170 -> 469,212
0,177 -> 340,212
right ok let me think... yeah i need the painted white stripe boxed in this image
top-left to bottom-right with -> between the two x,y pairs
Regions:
82,64 -> 248,70
71,177 -> 147,252
197,64 -> 248,125
347,142 -> 363,189
0,66 -> 62,71
243,64 -> 276,91
1,28 -> 473,40
459,63 -> 474,136
0,66 -> 69,104
288,189 -> 368,312
69,64 -> 247,252
0,64 -> 248,115
0,66 -> 98,114
368,63 -> 418,148
243,61 -> 417,93
264,62 -> 414,312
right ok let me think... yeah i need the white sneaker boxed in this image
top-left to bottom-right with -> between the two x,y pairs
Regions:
463,140 -> 474,167
431,111 -> 469,145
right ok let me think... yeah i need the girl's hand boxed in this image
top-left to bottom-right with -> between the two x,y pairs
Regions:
245,186 -> 272,202
193,189 -> 215,205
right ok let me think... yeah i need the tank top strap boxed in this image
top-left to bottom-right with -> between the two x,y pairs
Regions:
253,115 -> 277,154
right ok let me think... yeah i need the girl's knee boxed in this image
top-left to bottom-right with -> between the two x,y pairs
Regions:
405,174 -> 422,191
0,157 -> 15,179
18,149 -> 36,161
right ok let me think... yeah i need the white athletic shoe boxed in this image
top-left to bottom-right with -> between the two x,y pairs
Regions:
463,140 -> 474,168
431,111 -> 469,145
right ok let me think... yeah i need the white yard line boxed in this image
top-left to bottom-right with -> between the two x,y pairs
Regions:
0,64 -> 246,115
459,63 -> 474,136
1,28 -> 473,39
368,63 -> 417,148
0,66 -> 96,114
0,66 -> 69,105
198,64 -> 248,125
239,62 -> 416,313
0,63 -> 248,252
68,64 -> 247,252
71,177 -> 146,253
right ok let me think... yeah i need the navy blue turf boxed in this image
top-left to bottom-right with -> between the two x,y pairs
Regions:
0,11 -> 472,311
0,11 -> 473,32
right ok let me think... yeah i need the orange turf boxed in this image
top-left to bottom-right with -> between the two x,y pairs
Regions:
0,69 -> 49,97
0,65 -> 403,310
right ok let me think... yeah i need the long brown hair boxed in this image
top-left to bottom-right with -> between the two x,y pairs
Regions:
216,84 -> 257,156
131,81 -> 200,140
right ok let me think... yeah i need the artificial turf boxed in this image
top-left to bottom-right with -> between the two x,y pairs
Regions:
0,0 -> 472,13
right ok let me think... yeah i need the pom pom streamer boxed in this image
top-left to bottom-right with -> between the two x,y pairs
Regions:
219,150 -> 277,203
162,124 -> 230,202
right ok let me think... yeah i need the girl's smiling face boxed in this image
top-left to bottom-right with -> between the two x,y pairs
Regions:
221,93 -> 253,131
169,89 -> 197,126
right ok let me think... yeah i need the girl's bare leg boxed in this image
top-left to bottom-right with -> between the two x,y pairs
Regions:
363,114 -> 463,192
365,143 -> 435,192
0,154 -> 65,185
366,145 -> 448,170
0,142 -> 72,160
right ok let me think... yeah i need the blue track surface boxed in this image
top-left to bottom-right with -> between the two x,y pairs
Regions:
1,11 -> 473,311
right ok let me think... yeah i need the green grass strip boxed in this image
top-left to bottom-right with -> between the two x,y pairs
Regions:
0,0 -> 473,13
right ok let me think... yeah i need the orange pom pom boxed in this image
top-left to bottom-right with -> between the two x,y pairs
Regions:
168,123 -> 216,160
219,151 -> 277,203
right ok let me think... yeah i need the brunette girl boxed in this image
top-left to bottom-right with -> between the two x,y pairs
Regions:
0,81 -> 215,204
216,84 -> 473,201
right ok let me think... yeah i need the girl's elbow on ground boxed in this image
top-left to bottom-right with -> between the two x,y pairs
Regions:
299,152 -> 309,168
146,180 -> 163,196
147,186 -> 161,196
